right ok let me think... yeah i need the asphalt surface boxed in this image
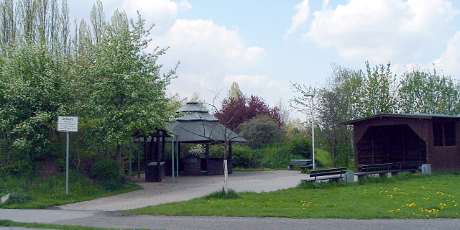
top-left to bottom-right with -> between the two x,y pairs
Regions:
2,209 -> 460,230
1,170 -> 460,229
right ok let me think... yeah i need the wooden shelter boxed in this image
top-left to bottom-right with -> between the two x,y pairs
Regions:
168,100 -> 246,176
340,114 -> 460,172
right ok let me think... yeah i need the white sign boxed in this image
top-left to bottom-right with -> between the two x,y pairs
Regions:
58,116 -> 78,132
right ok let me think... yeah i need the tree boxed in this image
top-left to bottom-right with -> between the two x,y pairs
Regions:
238,115 -> 285,148
79,10 -> 176,172
398,66 -> 460,115
360,62 -> 398,116
0,43 -> 71,173
215,82 -> 283,131
292,63 -> 361,167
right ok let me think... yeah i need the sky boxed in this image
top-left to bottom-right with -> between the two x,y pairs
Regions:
67,0 -> 460,120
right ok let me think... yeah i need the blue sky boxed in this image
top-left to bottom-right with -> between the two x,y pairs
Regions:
68,0 -> 460,119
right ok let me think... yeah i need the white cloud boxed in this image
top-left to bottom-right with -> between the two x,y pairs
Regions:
154,19 -> 267,103
158,19 -> 266,71
305,0 -> 459,62
121,0 -> 191,35
285,0 -> 310,38
433,31 -> 460,76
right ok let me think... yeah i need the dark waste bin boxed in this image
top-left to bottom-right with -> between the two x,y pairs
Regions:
146,162 -> 165,182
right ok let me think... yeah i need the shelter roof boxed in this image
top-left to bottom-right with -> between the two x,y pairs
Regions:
175,100 -> 209,113
169,100 -> 246,143
169,121 -> 246,143
340,113 -> 460,125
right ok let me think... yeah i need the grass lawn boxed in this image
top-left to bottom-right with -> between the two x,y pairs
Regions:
126,173 -> 460,219
0,172 -> 142,209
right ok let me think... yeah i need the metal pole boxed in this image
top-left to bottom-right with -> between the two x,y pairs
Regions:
311,96 -> 315,170
66,131 -> 69,195
304,94 -> 315,170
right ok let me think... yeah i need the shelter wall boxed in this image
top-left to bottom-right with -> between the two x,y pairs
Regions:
351,117 -> 460,172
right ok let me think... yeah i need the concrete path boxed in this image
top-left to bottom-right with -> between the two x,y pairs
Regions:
58,170 -> 306,211
2,209 -> 460,230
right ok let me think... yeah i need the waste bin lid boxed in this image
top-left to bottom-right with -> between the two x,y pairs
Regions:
148,162 -> 165,166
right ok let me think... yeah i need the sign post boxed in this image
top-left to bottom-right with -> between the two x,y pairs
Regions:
57,116 -> 78,195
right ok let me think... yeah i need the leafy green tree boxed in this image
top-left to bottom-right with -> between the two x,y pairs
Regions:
292,64 -> 360,167
398,66 -> 460,115
79,10 -> 176,172
238,115 -> 285,148
361,62 -> 398,116
0,43 -> 71,173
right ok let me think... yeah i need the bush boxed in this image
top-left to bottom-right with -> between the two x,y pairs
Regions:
238,115 -> 285,148
259,143 -> 294,169
232,145 -> 261,168
91,158 -> 124,190
204,188 -> 242,199
6,192 -> 31,204
288,136 -> 312,159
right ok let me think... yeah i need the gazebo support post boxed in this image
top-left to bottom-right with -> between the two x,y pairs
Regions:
206,144 -> 210,175
155,134 -> 161,182
144,136 -> 149,181
177,143 -> 181,176
229,142 -> 232,173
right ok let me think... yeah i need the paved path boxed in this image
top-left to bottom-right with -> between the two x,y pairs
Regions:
1,209 -> 460,230
58,170 -> 306,211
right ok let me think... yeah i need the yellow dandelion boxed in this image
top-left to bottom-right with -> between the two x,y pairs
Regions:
407,203 -> 416,207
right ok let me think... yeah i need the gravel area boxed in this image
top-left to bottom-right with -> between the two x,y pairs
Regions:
58,170 -> 305,211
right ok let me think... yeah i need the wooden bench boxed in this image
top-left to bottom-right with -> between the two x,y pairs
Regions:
394,161 -> 423,173
302,167 -> 347,182
288,159 -> 312,171
355,163 -> 394,178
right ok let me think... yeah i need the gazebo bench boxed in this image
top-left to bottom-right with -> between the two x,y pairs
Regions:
302,167 -> 347,182
394,161 -> 423,173
288,159 -> 312,171
355,163 -> 395,178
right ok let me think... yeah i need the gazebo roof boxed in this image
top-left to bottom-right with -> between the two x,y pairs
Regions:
168,100 -> 246,143
175,100 -> 209,113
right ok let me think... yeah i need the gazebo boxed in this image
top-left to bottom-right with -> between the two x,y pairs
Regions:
340,114 -> 460,172
168,100 -> 246,177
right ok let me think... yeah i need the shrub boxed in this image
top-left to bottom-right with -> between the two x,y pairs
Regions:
232,145 -> 261,168
204,188 -> 242,199
259,143 -> 294,169
6,192 -> 31,204
91,158 -> 124,190
238,115 -> 285,148
288,136 -> 312,159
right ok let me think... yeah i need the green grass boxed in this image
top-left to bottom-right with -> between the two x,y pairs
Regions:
0,171 -> 141,209
0,219 -> 147,230
314,148 -> 334,168
126,173 -> 460,219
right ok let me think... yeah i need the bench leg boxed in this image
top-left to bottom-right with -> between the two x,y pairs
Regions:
384,172 -> 392,178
